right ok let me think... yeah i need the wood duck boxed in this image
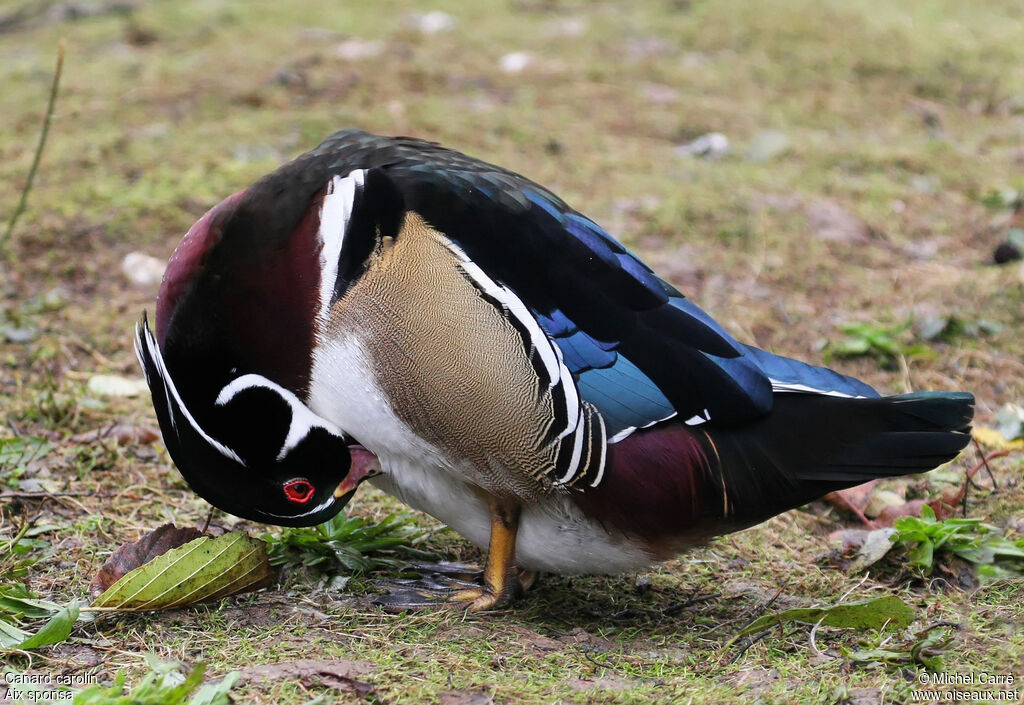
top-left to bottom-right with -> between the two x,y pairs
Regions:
136,128 -> 974,610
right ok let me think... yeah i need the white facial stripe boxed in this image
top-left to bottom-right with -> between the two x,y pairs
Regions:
136,324 -> 245,465
215,373 -> 346,461
769,379 -> 864,398
317,170 -> 366,321
441,239 -> 582,443
261,493 -> 336,520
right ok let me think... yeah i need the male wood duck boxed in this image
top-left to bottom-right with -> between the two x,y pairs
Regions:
136,128 -> 974,610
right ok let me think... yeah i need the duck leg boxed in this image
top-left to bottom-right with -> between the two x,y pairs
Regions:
448,499 -> 522,611
374,498 -> 527,612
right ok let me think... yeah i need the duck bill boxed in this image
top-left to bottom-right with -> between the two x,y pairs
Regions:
334,445 -> 382,498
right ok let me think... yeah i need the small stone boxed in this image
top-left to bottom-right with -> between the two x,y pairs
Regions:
335,38 -> 385,61
2,326 -> 36,343
499,52 -> 533,74
405,11 -> 455,34
87,375 -> 150,398
675,132 -> 730,161
122,252 -> 166,287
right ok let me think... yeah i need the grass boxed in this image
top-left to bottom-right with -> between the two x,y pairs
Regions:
1,0 -> 1023,702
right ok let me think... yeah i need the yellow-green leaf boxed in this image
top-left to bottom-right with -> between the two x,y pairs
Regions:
90,532 -> 272,611
728,596 -> 916,645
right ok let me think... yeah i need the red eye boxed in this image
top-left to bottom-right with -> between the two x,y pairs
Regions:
283,479 -> 316,504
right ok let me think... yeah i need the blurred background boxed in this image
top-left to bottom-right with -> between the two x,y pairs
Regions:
1,1 -> 1022,702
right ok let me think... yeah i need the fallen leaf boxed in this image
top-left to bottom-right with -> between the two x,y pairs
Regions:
568,677 -> 635,693
972,425 -> 1024,451
864,489 -> 905,519
825,480 -> 877,515
234,659 -> 374,696
876,498 -> 957,526
90,530 -> 272,610
71,424 -> 160,446
90,524 -> 205,599
729,596 -> 915,644
849,528 -> 899,570
1,605 -> 79,651
827,528 -> 872,553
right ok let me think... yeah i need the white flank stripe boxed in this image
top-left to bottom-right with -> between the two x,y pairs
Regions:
554,417 -> 586,485
588,412 -> 608,487
136,325 -> 244,465
441,239 -> 581,441
769,379 -> 863,398
216,373 -> 346,461
317,170 -> 365,321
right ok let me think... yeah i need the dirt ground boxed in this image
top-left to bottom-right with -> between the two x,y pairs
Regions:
1,1 -> 1023,703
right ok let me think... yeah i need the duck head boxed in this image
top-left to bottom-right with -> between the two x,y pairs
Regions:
135,155 -> 396,527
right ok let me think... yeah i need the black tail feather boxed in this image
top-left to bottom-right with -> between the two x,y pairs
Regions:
704,391 -> 974,526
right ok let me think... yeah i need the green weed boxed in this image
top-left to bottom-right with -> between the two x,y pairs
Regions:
262,511 -> 434,575
891,505 -> 1024,581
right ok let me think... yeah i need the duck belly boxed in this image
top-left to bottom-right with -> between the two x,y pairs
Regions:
369,456 -> 656,575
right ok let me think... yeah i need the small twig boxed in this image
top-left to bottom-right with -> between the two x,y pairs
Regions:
808,616 -> 836,660
664,592 -> 721,616
0,491 -> 94,500
970,438 -> 1003,490
1,41 -> 64,255
725,630 -> 771,665
200,507 -> 215,535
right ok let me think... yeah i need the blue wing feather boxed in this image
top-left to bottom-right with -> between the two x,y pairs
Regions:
577,355 -> 676,439
741,345 -> 879,398
315,129 -> 871,430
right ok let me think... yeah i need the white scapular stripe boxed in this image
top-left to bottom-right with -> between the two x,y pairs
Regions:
317,170 -> 366,321
215,373 -> 346,461
439,237 -> 604,485
607,408 -> 682,444
441,239 -> 581,441
683,408 -> 710,426
134,324 -> 245,465
769,379 -> 864,398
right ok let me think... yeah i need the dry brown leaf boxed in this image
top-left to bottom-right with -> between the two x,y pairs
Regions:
234,659 -> 375,696
71,424 -> 160,446
825,480 -> 877,514
875,498 -> 958,526
440,690 -> 495,705
89,524 -> 205,600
